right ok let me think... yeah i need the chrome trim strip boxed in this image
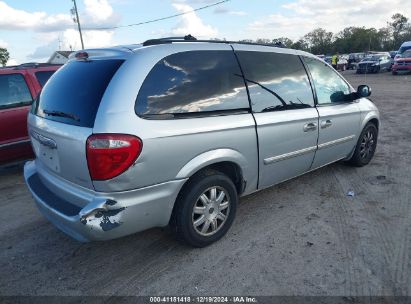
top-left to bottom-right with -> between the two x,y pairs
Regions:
0,139 -> 31,149
30,131 -> 57,149
264,146 -> 317,165
263,135 -> 356,165
318,135 -> 356,150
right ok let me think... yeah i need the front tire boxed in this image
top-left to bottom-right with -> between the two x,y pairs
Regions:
170,169 -> 238,247
347,123 -> 378,167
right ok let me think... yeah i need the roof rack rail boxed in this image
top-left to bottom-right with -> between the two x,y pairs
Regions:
13,62 -> 62,70
143,34 -> 197,46
0,65 -> 18,69
142,35 -> 287,48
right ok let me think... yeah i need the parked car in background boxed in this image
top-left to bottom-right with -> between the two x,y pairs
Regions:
0,63 -> 61,164
348,53 -> 365,70
392,49 -> 411,74
395,41 -> 411,60
389,51 -> 398,59
356,53 -> 391,74
24,37 -> 379,247
389,51 -> 398,70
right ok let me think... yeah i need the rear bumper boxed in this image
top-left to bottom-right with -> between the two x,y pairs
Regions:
24,160 -> 187,242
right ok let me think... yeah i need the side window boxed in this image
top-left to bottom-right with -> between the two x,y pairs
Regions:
0,74 -> 33,109
135,50 -> 249,117
236,51 -> 314,113
35,71 -> 56,87
303,56 -> 351,105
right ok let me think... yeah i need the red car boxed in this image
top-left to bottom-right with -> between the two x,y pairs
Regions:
392,50 -> 411,74
0,63 -> 61,164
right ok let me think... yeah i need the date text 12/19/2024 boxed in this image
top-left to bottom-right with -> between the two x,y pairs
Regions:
149,297 -> 257,303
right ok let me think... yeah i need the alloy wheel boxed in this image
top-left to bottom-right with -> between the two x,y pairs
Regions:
360,130 -> 375,159
192,186 -> 230,236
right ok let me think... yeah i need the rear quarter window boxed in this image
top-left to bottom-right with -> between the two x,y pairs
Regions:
135,50 -> 249,118
36,59 -> 123,128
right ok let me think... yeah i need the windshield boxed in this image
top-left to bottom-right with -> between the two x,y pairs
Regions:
363,55 -> 381,61
398,46 -> 411,54
401,50 -> 411,58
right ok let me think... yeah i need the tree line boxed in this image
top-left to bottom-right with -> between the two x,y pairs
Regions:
2,13 -> 410,66
241,13 -> 411,55
0,48 -> 10,67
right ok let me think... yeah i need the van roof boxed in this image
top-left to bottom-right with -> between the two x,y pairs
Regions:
69,35 -> 317,61
141,35 -> 287,48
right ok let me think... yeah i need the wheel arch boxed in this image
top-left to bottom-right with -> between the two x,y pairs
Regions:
361,113 -> 380,131
175,149 -> 248,195
345,114 -> 379,161
368,117 -> 379,129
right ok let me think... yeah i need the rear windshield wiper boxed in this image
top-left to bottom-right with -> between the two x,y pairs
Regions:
43,109 -> 80,122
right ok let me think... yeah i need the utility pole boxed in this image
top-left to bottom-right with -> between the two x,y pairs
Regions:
71,0 -> 84,49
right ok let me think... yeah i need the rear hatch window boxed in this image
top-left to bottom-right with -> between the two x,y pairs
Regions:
35,59 -> 123,128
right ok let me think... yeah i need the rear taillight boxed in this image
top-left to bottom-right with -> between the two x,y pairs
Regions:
86,134 -> 142,180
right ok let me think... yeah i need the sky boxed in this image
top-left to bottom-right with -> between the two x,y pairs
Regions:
1,0 -> 410,65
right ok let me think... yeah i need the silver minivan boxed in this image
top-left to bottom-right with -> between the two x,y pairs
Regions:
24,37 -> 379,247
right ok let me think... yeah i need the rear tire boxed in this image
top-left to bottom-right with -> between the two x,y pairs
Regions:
347,123 -> 378,167
170,169 -> 238,247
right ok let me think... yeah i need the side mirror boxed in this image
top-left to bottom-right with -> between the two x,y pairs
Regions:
357,85 -> 371,98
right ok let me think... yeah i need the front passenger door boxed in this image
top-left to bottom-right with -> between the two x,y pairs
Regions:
303,56 -> 361,169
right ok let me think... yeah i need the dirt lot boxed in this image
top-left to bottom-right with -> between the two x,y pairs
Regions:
0,71 -> 410,297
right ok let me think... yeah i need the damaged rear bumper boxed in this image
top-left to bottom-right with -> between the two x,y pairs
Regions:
24,160 -> 187,242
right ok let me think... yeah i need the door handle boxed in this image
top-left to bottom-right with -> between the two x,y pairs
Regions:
321,119 -> 333,129
303,122 -> 317,132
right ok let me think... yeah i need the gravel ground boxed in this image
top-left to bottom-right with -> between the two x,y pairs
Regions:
0,70 -> 410,297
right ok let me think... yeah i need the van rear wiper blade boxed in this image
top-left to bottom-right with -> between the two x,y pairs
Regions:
43,109 -> 80,122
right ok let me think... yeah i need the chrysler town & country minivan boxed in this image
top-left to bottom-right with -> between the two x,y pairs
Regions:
24,36 -> 379,247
